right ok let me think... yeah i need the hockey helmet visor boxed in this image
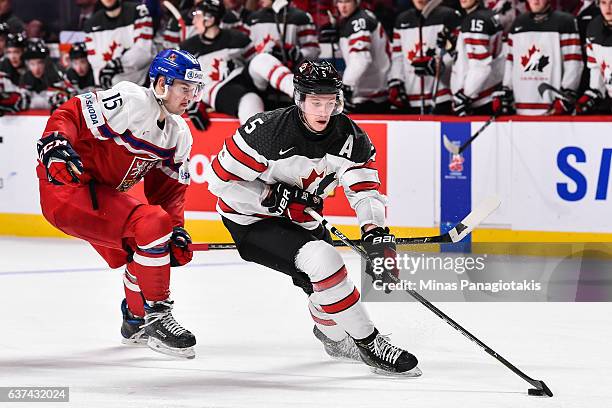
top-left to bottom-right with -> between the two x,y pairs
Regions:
293,60 -> 344,116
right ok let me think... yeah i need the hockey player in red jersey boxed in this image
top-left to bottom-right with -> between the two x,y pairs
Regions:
181,0 -> 263,126
389,0 -> 462,113
493,0 -> 583,115
84,0 -> 155,89
451,0 -> 504,115
576,0 -> 612,114
204,60 -> 421,376
36,49 -> 204,359
335,0 -> 391,113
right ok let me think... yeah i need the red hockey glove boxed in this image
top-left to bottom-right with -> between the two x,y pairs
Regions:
262,183 -> 323,223
412,55 -> 436,76
187,100 -> 210,131
36,132 -> 83,185
575,88 -> 602,115
99,58 -> 123,89
550,88 -> 576,115
491,86 -> 514,115
169,226 -> 193,267
0,91 -> 30,115
388,79 -> 407,109
362,227 -> 399,293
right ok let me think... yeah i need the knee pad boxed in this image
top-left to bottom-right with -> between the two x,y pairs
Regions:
295,241 -> 345,284
129,205 -> 173,248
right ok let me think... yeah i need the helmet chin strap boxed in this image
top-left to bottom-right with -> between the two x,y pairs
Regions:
151,83 -> 172,118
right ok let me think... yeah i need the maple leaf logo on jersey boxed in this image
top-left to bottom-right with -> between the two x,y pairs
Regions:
102,41 -> 120,62
301,169 -> 324,190
407,42 -> 436,61
520,45 -> 549,72
204,58 -> 236,83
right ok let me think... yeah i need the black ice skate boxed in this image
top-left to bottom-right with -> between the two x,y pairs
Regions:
142,299 -> 196,359
354,328 -> 422,377
121,299 -> 148,346
313,325 -> 361,362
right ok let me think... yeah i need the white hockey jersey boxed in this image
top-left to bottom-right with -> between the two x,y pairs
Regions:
244,6 -> 320,60
204,106 -> 386,229
451,5 -> 505,106
585,15 -> 612,98
390,6 -> 463,108
338,8 -> 390,103
503,10 -> 583,115
83,2 -> 155,87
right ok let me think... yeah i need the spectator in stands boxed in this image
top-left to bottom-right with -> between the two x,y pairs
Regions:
0,32 -> 26,86
25,19 -> 46,41
66,42 -> 95,93
0,0 -> 24,34
84,0 -> 155,88
19,40 -> 74,112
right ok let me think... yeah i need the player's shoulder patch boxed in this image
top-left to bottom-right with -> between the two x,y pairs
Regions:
76,91 -> 104,129
334,115 -> 374,163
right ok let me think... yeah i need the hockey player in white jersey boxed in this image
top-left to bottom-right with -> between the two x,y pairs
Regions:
84,0 -> 155,88
493,0 -> 583,115
451,0 -> 504,115
335,0 -> 391,113
180,0 -> 263,126
576,0 -> 612,114
204,60 -> 421,376
246,0 -> 320,101
389,0 -> 462,113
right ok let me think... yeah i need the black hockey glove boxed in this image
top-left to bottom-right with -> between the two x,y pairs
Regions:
362,227 -> 399,292
318,23 -> 339,44
37,132 -> 84,185
551,89 -> 577,115
169,226 -> 193,267
49,91 -> 71,114
187,100 -> 210,131
412,55 -> 436,76
99,58 -> 123,89
453,90 -> 472,116
388,79 -> 407,109
491,86 -> 515,115
0,91 -> 30,115
575,89 -> 603,115
436,26 -> 457,57
262,183 -> 323,223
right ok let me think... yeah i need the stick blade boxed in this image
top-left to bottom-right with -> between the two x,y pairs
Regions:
537,82 -> 551,98
272,0 -> 289,13
528,380 -> 553,397
442,134 -> 460,155
448,195 -> 501,242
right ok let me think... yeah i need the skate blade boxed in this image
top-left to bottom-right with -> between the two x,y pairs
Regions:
147,337 -> 196,359
121,337 -> 149,347
370,365 -> 422,378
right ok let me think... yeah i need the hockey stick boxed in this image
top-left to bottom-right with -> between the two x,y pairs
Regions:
163,0 -> 187,43
442,115 -> 496,155
304,200 -> 553,398
189,195 -> 501,252
271,0 -> 289,65
537,82 -> 573,102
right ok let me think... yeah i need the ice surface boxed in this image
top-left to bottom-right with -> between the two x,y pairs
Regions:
1,237 -> 610,407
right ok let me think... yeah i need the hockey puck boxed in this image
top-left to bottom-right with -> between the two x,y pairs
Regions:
528,388 -> 545,396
